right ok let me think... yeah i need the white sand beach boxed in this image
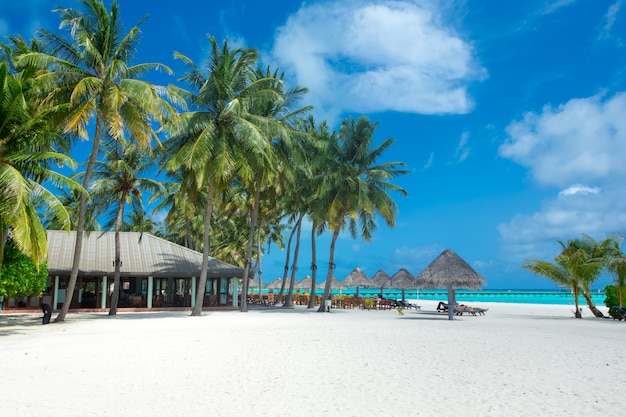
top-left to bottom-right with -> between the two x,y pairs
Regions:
1,301 -> 624,417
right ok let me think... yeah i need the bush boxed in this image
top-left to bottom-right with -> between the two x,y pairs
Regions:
0,239 -> 48,299
604,285 -> 621,319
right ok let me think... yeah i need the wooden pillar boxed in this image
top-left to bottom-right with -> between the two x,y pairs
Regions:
53,276 -> 60,310
101,276 -> 107,308
232,278 -> 239,307
191,277 -> 196,308
147,276 -> 153,308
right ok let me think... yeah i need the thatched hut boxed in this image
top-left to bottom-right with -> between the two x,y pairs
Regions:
389,268 -> 416,301
342,267 -> 372,297
415,249 -> 486,320
370,269 -> 392,291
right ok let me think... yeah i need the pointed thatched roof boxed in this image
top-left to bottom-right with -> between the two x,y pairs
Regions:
415,249 -> 486,290
370,269 -> 392,288
266,277 -> 283,289
342,267 -> 373,288
389,268 -> 416,289
295,275 -> 313,290
317,276 -> 344,289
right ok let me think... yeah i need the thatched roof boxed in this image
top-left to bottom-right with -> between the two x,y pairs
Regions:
389,268 -> 416,289
415,249 -> 486,290
317,276 -> 344,289
295,276 -> 313,290
342,267 -> 372,288
370,269 -> 392,288
46,230 -> 244,278
266,277 -> 283,289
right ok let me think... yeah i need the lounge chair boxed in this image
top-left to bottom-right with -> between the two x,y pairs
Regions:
394,300 -> 421,310
454,304 -> 488,316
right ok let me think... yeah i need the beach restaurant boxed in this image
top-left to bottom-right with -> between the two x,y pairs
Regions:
3,230 -> 244,311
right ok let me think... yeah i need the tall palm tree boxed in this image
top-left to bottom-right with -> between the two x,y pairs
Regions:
165,37 -> 288,315
18,0 -> 179,321
0,58 -> 78,272
315,116 -> 408,312
89,139 -> 165,315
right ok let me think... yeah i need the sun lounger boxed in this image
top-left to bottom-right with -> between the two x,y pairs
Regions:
453,304 -> 488,316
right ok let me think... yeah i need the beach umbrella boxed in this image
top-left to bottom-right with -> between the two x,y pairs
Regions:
266,277 -> 283,290
371,269 -> 392,293
389,268 -> 416,301
415,249 -> 486,320
342,267 -> 372,297
247,278 -> 263,293
295,276 -> 313,291
317,276 -> 345,290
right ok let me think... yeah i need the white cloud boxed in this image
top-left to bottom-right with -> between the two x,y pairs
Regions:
540,0 -> 577,15
423,152 -> 435,170
498,184 -> 626,261
498,92 -> 626,261
599,0 -> 623,43
271,0 -> 483,123
454,131 -> 470,162
558,184 -> 601,197
498,92 -> 626,187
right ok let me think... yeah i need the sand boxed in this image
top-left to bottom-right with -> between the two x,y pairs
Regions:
1,300 -> 625,417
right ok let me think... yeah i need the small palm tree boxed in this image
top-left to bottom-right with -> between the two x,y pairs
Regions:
89,139 -> 165,315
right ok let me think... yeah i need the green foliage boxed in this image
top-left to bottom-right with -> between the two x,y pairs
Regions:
396,306 -> 405,316
363,298 -> 374,310
603,285 -> 622,319
0,238 -> 47,298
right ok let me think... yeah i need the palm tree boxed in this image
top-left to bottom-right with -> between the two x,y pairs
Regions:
165,37 -> 290,315
18,0 -> 179,321
89,139 -> 165,315
523,236 -> 605,318
0,57 -> 78,272
315,116 -> 408,312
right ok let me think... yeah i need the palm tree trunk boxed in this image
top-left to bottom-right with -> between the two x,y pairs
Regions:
240,181 -> 262,312
109,197 -> 126,316
191,185 -> 214,316
0,225 -> 9,271
275,216 -> 299,304
56,115 -> 103,322
256,227 -> 263,302
307,220 -> 318,309
573,286 -> 582,318
318,224 -> 341,312
581,289 -> 605,318
284,215 -> 303,307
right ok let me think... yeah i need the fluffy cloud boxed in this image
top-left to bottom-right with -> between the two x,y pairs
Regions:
498,92 -> 626,260
498,92 -> 626,187
271,0 -> 483,123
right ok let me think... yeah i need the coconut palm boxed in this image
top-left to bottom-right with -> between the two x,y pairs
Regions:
523,236 -> 605,318
315,116 -> 408,312
165,38 -> 300,314
18,0 -> 179,321
0,58 -> 78,272
89,139 -> 165,315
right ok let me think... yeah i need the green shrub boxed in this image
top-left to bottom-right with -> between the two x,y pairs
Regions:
604,285 -> 622,319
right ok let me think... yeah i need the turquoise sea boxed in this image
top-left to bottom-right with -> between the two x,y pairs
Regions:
260,288 -> 608,305
343,288 -> 608,305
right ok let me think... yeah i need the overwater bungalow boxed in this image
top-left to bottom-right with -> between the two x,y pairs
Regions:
2,230 -> 244,312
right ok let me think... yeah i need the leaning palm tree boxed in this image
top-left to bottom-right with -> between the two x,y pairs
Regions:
0,58 -> 78,272
89,139 -> 165,315
315,116 -> 408,312
18,0 -> 179,321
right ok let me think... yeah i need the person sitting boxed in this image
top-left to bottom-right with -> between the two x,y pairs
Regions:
436,301 -> 448,312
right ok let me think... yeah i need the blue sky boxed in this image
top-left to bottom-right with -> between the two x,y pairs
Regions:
2,0 -> 626,289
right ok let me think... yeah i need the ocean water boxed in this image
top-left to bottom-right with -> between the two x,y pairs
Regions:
308,288 -> 608,306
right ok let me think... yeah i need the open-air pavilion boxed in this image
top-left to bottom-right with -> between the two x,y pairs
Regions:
3,230 -> 244,311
